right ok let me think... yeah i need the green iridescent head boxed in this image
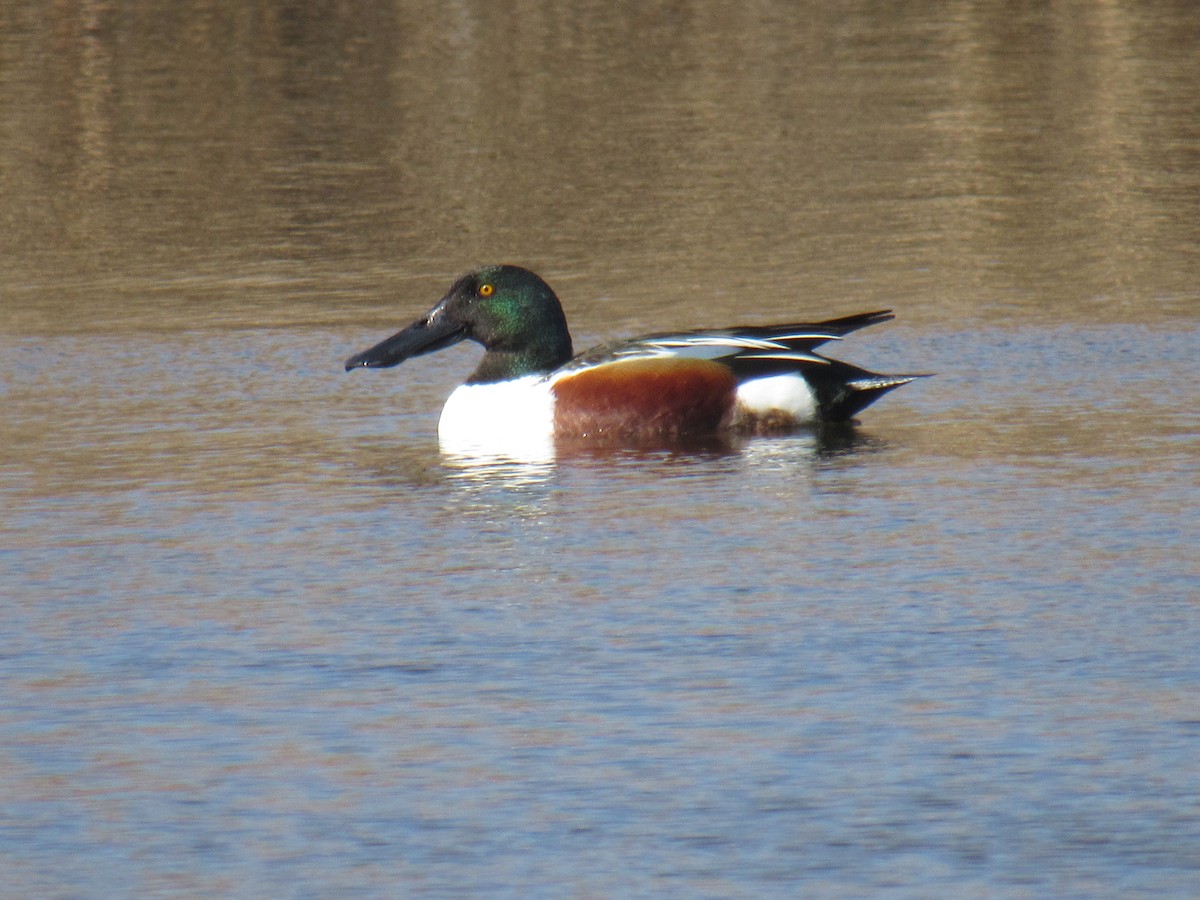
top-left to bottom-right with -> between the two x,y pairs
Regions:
344,264 -> 574,383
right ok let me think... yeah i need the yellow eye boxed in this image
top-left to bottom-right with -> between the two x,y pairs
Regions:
479,283 -> 494,297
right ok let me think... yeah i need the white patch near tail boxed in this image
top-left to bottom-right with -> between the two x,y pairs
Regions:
733,373 -> 817,425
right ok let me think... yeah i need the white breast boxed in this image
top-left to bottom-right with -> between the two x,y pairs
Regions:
437,376 -> 556,461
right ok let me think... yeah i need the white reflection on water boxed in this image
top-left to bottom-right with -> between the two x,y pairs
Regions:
439,425 -> 558,475
441,452 -> 557,488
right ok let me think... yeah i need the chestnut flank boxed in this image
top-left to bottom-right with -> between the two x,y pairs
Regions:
552,358 -> 737,438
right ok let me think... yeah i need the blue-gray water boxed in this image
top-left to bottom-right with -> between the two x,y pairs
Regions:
3,2 -> 1199,896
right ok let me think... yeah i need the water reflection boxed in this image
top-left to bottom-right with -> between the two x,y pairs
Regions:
3,1 -> 1198,334
440,452 -> 557,488
439,430 -> 557,471
437,423 -> 886,489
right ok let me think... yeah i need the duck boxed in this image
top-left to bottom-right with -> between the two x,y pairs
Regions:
345,264 -> 923,444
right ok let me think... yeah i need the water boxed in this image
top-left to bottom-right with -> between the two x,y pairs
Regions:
3,2 -> 1199,896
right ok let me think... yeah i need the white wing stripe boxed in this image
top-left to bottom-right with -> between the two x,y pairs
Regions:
766,332 -> 843,342
648,336 -> 785,350
739,352 -> 829,364
645,332 -> 842,349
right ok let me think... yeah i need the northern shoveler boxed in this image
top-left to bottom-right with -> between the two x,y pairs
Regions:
345,264 -> 924,445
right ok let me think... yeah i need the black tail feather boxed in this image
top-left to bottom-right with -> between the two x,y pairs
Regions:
809,361 -> 930,421
808,309 -> 895,339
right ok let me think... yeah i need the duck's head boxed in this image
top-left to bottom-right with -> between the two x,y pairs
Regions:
344,264 -> 574,383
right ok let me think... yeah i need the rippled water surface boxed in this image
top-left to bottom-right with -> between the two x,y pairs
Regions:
3,2 -> 1199,896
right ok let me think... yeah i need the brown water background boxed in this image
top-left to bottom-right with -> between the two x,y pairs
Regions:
2,2 -> 1199,895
